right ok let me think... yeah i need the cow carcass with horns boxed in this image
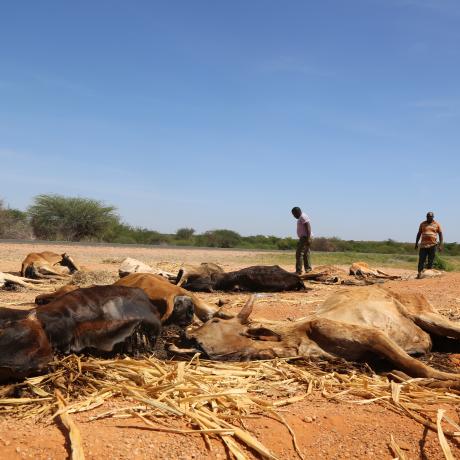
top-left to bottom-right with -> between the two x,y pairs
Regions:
177,286 -> 460,384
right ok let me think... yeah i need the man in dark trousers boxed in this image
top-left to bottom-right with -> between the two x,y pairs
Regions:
291,207 -> 312,274
415,211 -> 443,278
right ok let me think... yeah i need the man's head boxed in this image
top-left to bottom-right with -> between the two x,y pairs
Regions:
426,212 -> 434,223
291,207 -> 302,219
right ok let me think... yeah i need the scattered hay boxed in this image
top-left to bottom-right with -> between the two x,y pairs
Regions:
314,265 -> 348,275
71,271 -> 117,287
1,356 -> 460,459
437,409 -> 456,460
155,261 -> 181,273
101,257 -> 123,265
55,389 -> 85,460
389,434 -> 408,460
2,282 -> 28,292
439,309 -> 460,322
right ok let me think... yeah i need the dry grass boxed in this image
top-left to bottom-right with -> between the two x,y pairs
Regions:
71,270 -> 118,287
101,257 -> 124,265
1,355 -> 459,459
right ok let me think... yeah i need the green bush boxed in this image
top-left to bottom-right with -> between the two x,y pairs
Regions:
102,222 -> 171,245
28,194 -> 118,241
196,229 -> 242,248
175,228 -> 195,240
276,238 -> 297,250
432,254 -> 454,271
0,199 -> 33,239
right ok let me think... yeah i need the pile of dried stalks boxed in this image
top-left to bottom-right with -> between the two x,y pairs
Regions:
1,356 -> 459,459
71,270 -> 118,287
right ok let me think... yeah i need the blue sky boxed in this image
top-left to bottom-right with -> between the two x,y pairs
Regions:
0,1 -> 458,241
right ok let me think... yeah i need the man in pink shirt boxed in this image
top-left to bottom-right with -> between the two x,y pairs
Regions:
291,207 -> 312,274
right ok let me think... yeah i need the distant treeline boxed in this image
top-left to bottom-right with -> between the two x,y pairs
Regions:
1,194 -> 459,255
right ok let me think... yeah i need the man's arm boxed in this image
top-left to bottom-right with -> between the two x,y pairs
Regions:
305,222 -> 311,243
438,231 -> 444,251
415,227 -> 421,249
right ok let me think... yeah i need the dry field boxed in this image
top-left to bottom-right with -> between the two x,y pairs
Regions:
1,242 -> 460,460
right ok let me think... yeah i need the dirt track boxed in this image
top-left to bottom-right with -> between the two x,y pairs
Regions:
1,242 -> 460,459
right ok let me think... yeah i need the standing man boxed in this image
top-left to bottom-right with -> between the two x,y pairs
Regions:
415,211 -> 443,278
291,207 -> 312,274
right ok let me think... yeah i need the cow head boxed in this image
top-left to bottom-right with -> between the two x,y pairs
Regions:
60,253 -> 80,273
163,295 -> 195,327
186,296 -> 282,360
181,275 -> 216,292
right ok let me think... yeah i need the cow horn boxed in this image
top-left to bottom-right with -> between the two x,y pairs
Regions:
237,295 -> 256,324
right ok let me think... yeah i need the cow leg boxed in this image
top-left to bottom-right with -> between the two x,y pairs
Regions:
24,265 -> 67,280
0,273 -> 50,291
0,273 -> 47,285
308,318 -> 460,381
176,269 -> 186,286
37,266 -> 70,279
189,295 -> 233,322
37,273 -> 69,281
412,313 -> 460,340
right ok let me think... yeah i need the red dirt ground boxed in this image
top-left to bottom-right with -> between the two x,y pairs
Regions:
1,242 -> 459,459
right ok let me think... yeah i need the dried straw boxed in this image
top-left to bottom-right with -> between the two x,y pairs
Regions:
71,270 -> 118,287
1,355 -> 459,459
389,434 -> 407,460
55,389 -> 85,460
437,409 -> 455,460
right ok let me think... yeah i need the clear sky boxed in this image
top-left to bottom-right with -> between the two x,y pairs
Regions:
0,1 -> 458,241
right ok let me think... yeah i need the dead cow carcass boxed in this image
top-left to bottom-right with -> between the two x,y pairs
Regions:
118,257 -> 176,281
34,284 -> 80,305
180,265 -> 306,292
183,286 -> 460,382
20,251 -> 80,280
176,263 -> 224,287
0,285 -> 165,382
349,262 -> 400,280
114,273 -> 225,322
34,273 -> 224,322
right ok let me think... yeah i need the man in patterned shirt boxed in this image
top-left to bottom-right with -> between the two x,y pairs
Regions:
291,206 -> 312,275
415,211 -> 443,278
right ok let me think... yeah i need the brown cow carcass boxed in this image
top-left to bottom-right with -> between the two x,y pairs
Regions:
181,286 -> 460,382
34,284 -> 80,304
34,273 -> 225,322
349,262 -> 400,280
179,265 -> 306,292
114,273 -> 226,322
0,315 -> 52,382
21,251 -> 80,280
0,285 -> 167,382
300,263 -> 401,285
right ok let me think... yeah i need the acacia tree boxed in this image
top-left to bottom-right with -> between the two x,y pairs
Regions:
197,229 -> 241,248
176,227 -> 195,240
28,194 -> 119,241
